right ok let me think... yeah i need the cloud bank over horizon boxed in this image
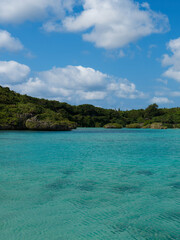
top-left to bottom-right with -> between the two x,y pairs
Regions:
150,96 -> 173,104
0,61 -> 145,106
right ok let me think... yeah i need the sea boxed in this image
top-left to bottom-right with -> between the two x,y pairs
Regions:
0,128 -> 179,240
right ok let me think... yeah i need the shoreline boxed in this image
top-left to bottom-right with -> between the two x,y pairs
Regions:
0,126 -> 180,131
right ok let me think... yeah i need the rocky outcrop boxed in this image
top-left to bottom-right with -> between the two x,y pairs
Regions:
125,122 -> 168,129
150,122 -> 167,129
25,116 -> 75,131
142,122 -> 167,129
0,116 -> 76,131
0,119 -> 26,130
126,123 -> 142,128
0,125 -> 25,130
104,123 -> 123,129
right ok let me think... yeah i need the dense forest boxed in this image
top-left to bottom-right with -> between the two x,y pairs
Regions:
0,85 -> 180,130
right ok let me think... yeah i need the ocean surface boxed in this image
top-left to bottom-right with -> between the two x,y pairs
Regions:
0,128 -> 179,240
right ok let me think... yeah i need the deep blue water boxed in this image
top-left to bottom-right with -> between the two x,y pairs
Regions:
0,128 -> 179,240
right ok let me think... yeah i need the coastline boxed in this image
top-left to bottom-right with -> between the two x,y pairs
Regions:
1,86 -> 180,131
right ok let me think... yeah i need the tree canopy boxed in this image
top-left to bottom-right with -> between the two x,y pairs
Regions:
0,86 -> 180,130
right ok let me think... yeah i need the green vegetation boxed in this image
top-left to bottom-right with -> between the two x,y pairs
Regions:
0,86 -> 180,130
0,86 -> 76,131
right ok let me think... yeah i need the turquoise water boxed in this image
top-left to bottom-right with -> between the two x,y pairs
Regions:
0,128 -> 179,240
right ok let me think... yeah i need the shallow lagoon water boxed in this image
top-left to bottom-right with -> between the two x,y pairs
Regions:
0,128 -> 179,240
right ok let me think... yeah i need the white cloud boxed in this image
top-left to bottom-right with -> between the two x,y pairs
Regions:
0,30 -> 23,51
156,78 -> 168,85
0,64 -> 144,104
0,0 -> 74,24
170,91 -> 180,97
77,91 -> 106,100
7,65 -> 109,102
0,1 -> 169,49
163,69 -> 180,82
0,61 -> 30,83
162,37 -> 180,82
150,97 -> 173,104
154,85 -> 180,100
15,65 -> 144,102
107,80 -> 144,99
62,0 -> 169,49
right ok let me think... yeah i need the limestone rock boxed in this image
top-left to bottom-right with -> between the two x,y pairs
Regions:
25,116 -> 74,131
104,123 -> 123,129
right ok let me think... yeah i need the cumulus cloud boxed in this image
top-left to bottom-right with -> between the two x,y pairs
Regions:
0,0 -> 74,23
0,61 -> 30,83
162,37 -> 180,82
15,66 -> 108,101
0,29 -> 23,51
107,80 -> 144,99
0,64 -> 144,104
62,0 -> 169,49
0,0 -> 169,49
150,97 -> 173,104
0,30 -> 23,51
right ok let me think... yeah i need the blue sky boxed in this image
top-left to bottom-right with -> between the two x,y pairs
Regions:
0,0 -> 180,110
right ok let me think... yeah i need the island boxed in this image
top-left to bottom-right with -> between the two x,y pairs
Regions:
0,86 -> 180,130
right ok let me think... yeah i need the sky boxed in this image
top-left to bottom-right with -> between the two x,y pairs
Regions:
0,0 -> 180,110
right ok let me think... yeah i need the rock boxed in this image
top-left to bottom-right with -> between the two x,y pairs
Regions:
0,125 -> 26,130
150,122 -> 167,129
104,123 -> 123,129
0,125 -> 13,130
25,116 -> 74,131
142,124 -> 151,129
126,123 -> 142,128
